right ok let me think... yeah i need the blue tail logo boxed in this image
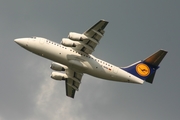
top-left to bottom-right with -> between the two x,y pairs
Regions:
121,50 -> 167,84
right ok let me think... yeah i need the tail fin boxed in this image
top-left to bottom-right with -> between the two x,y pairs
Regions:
121,50 -> 167,84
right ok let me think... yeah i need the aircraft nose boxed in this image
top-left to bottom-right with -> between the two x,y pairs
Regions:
14,38 -> 28,47
14,38 -> 21,43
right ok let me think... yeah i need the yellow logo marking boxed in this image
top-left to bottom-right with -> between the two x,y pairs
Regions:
136,63 -> 150,77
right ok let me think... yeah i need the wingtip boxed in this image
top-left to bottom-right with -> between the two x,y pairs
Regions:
160,49 -> 168,53
100,19 -> 109,23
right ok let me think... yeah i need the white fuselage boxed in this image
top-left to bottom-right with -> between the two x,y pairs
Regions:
15,37 -> 144,84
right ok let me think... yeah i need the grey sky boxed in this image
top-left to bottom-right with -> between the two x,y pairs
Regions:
0,0 -> 180,120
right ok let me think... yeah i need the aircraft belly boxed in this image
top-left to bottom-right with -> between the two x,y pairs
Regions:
112,69 -> 144,84
29,43 -> 69,66
84,66 -> 113,80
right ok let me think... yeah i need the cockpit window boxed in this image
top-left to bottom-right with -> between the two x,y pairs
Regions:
32,36 -> 36,39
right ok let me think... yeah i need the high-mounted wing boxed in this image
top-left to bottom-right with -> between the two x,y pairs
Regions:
67,20 -> 108,54
65,68 -> 83,98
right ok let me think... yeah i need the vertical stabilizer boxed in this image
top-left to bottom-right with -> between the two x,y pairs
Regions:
121,50 -> 167,84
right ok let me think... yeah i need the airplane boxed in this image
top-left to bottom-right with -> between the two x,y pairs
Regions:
14,20 -> 167,98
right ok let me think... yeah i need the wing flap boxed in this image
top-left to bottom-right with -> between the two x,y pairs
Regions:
66,79 -> 76,98
65,69 -> 83,98
77,20 -> 108,54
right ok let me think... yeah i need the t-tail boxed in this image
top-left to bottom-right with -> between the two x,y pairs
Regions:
121,50 -> 167,84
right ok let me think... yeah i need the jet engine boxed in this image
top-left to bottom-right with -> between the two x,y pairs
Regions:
51,71 -> 68,80
50,62 -> 66,71
68,32 -> 88,41
61,38 -> 78,47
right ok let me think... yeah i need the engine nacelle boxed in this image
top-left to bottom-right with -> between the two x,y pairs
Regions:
51,71 -> 68,81
50,62 -> 66,71
61,38 -> 78,47
68,32 -> 88,41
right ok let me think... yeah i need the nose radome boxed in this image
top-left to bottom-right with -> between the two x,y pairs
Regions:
14,38 -> 21,43
14,38 -> 28,47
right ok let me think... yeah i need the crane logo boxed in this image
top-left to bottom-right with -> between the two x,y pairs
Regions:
136,63 -> 150,77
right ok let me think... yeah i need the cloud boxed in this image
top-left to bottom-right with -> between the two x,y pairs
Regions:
29,73 -> 84,120
0,115 -> 5,120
